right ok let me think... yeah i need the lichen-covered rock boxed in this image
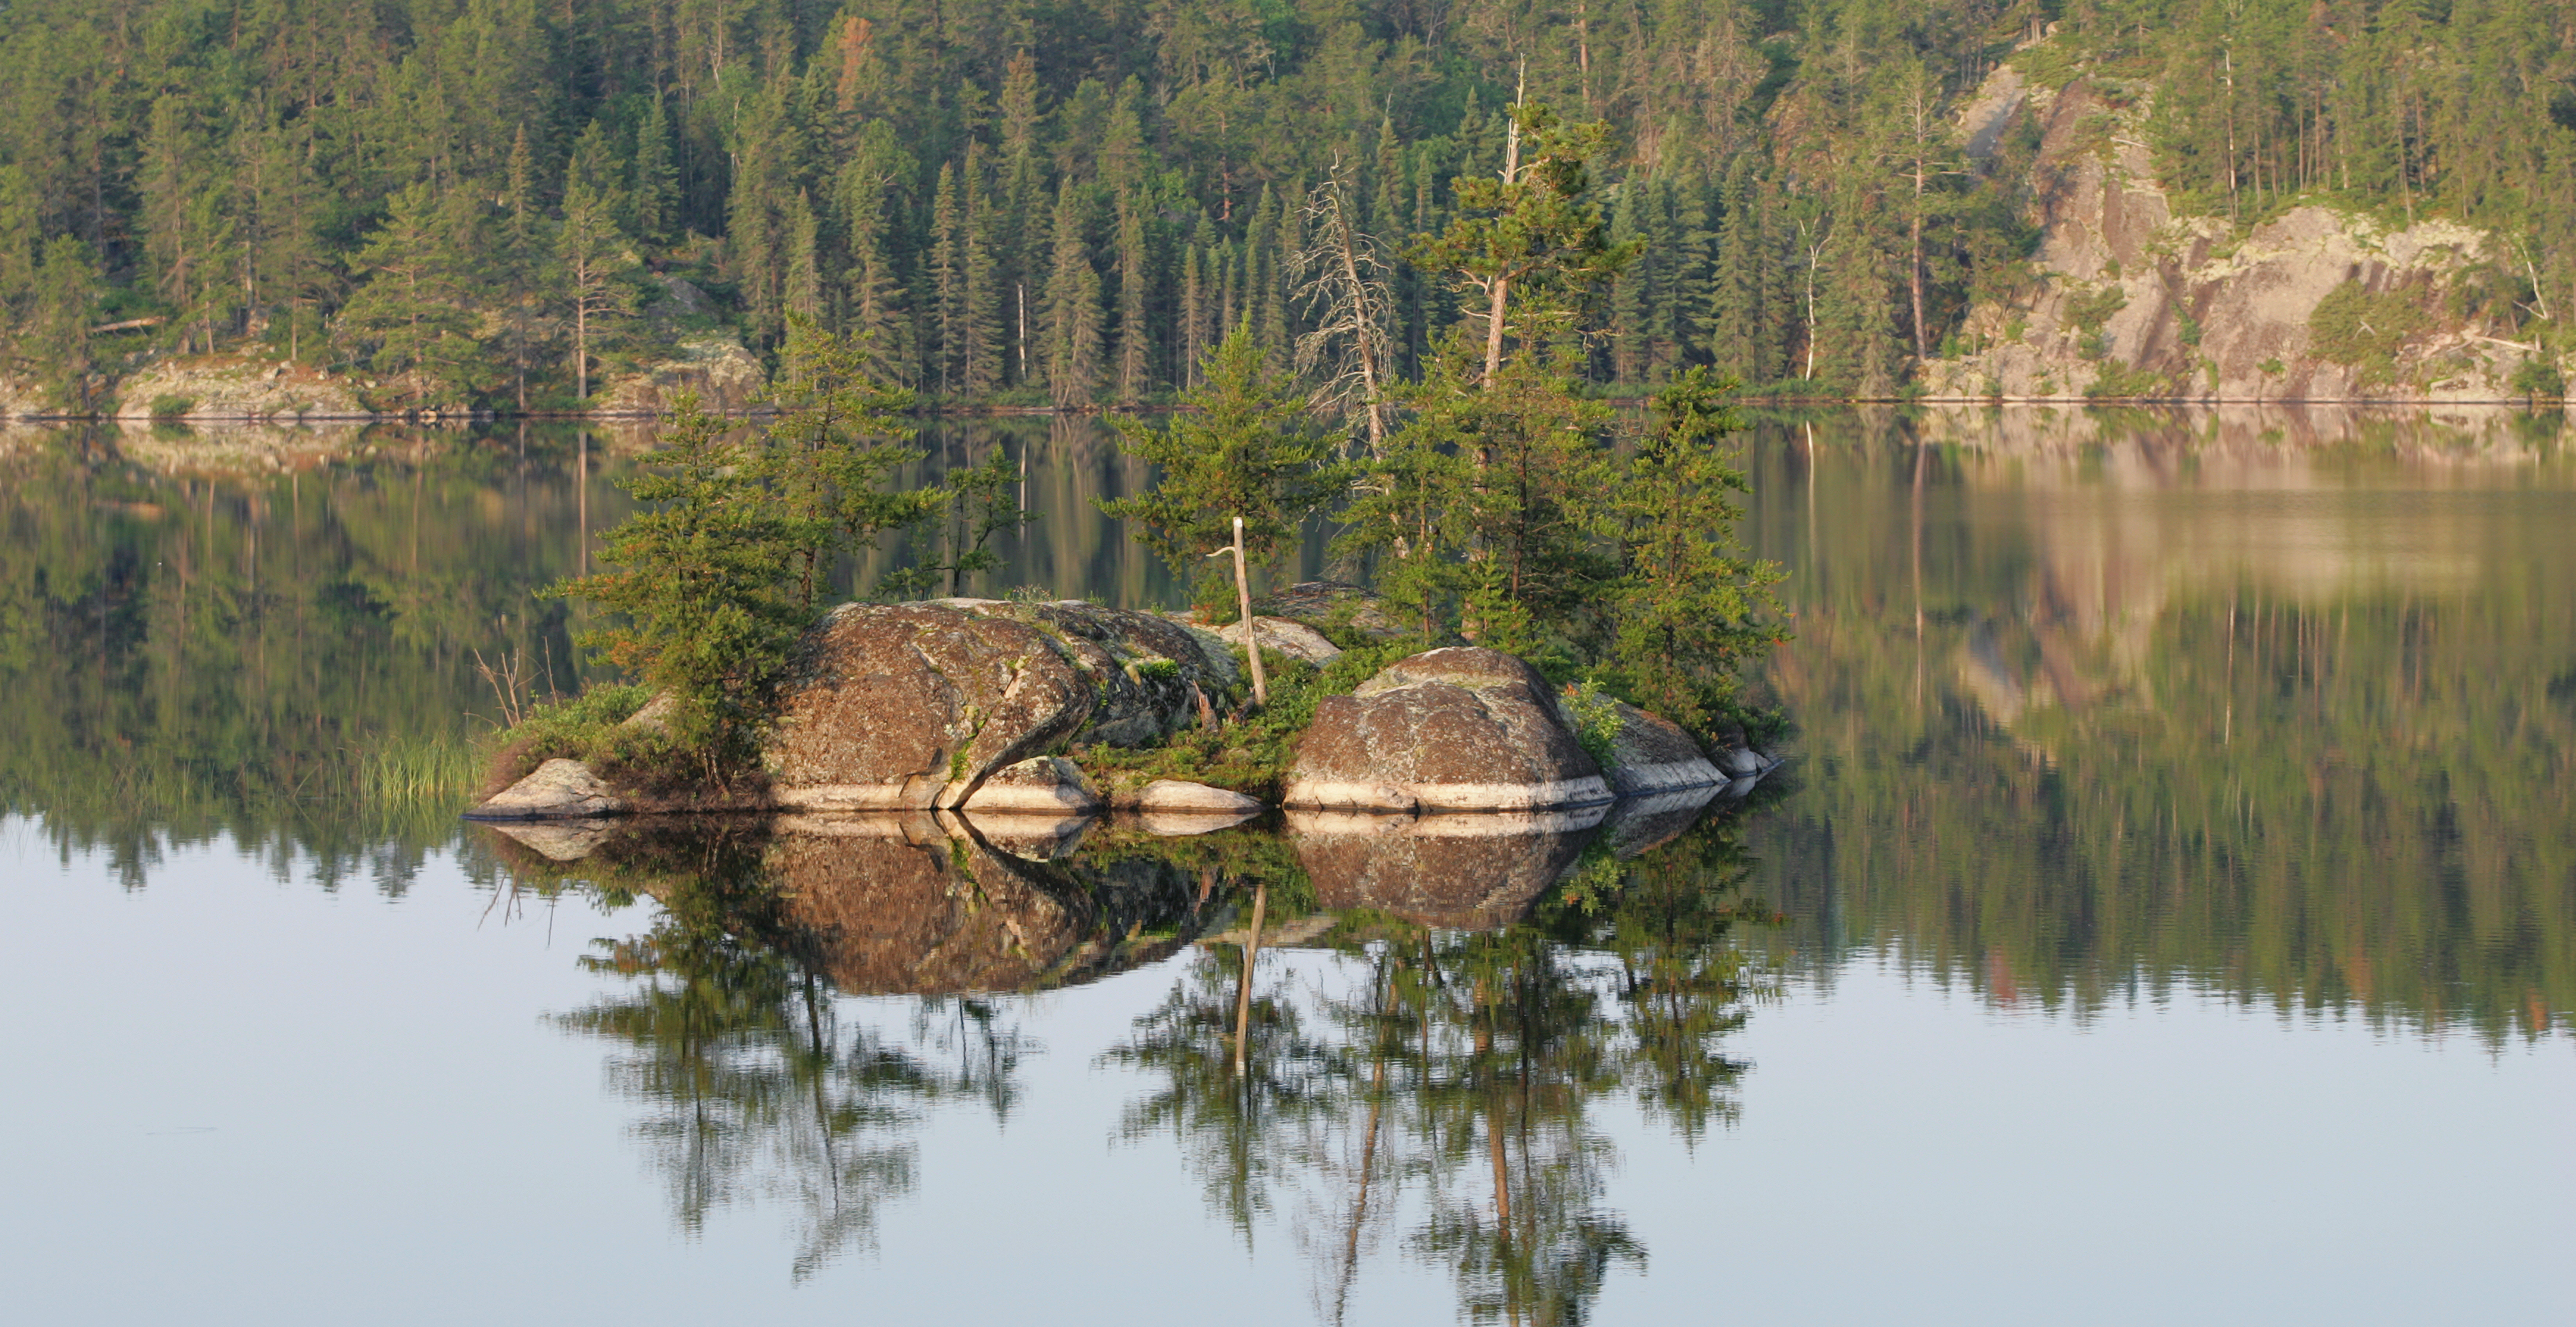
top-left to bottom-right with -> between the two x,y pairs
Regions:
960,756 -> 1101,814
1285,806 -> 1606,929
1584,699 -> 1725,796
466,758 -> 628,819
765,599 -> 1235,811
591,336 -> 767,415
945,598 -> 1239,746
1284,648 -> 1612,812
111,356 -> 370,419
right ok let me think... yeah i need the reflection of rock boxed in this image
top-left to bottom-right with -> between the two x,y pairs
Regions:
110,419 -> 366,474
1285,648 -> 1611,812
945,809 -> 1094,860
592,336 -> 767,415
1134,809 -> 1261,837
1286,806 -> 1606,929
111,355 -> 371,419
763,599 -> 1236,813
479,818 -> 620,860
1598,787 -> 1722,858
768,819 -> 1189,995
466,757 -> 628,819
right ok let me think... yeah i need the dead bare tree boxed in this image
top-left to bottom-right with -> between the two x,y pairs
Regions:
1292,155 -> 1396,457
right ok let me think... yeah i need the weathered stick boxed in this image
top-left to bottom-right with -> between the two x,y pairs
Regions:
1231,515 -> 1267,707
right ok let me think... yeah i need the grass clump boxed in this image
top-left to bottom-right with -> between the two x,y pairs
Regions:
1071,638 -> 1417,800
478,683 -> 663,796
2308,280 -> 2428,385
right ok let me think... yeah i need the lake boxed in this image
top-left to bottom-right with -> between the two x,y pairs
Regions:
3,405 -> 2569,1325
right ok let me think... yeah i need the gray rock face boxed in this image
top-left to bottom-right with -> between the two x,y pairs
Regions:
960,756 -> 1102,814
1585,700 -> 1726,795
467,758 -> 628,819
1135,779 -> 1265,814
1284,648 -> 1612,812
1253,581 -> 1405,640
765,599 -> 1235,811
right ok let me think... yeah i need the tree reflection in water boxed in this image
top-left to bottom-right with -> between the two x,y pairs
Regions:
529,823 -> 1037,1281
489,793 -> 1772,1316
1106,801 -> 1775,1326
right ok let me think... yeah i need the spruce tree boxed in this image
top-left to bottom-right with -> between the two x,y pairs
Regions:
1040,185 -> 1103,407
1113,187 -> 1153,402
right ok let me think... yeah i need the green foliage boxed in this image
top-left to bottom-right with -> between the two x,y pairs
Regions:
1595,368 -> 1788,732
2308,281 -> 2428,384
2066,285 -> 2128,334
1557,679 -> 1623,767
753,316 -> 934,607
2509,356 -> 2565,401
549,393 -> 808,763
879,442 -> 1038,600
2086,362 -> 2172,399
1072,640 -> 1416,798
1099,324 -> 1345,616
147,395 -> 192,418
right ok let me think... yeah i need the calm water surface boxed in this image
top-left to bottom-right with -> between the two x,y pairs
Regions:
3,407 -> 2569,1324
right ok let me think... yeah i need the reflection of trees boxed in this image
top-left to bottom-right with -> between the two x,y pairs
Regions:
546,832 -> 1035,1281
1743,421 -> 2576,1038
1109,813 -> 1772,1326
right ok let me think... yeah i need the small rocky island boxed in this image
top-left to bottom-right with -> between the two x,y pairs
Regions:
468,588 -> 1778,830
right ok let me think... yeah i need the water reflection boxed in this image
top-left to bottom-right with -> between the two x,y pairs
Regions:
1743,407 -> 2576,1038
483,790 -> 1774,1315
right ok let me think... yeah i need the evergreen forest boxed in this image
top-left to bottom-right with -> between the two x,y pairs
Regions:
4,0 -> 2573,409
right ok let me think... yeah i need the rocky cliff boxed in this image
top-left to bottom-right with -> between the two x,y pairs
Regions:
1925,71 -> 2568,404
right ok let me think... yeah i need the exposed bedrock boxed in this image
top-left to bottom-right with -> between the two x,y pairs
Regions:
1281,648 -> 1734,812
762,598 -> 1236,811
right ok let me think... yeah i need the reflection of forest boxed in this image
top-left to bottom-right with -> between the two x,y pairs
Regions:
494,797 -> 1772,1317
0,418 -> 1184,880
1745,411 -> 2576,1037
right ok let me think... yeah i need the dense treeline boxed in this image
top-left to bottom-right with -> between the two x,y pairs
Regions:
1,1 -> 2570,410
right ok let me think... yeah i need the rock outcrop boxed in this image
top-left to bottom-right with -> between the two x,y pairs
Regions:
959,755 -> 1102,814
1586,700 -> 1728,796
467,758 -> 628,819
1922,69 -> 2568,403
1253,580 -> 1406,640
762,598 -> 1236,811
591,336 -> 767,415
1284,648 -> 1613,812
112,356 -> 371,419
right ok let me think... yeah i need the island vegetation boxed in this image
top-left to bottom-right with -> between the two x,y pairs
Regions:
499,103 -> 1785,804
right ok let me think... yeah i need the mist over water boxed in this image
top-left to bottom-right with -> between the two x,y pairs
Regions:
3,407 -> 2569,1324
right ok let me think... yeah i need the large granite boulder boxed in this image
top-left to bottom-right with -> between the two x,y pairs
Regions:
763,598 -> 1235,811
1283,648 -> 1612,812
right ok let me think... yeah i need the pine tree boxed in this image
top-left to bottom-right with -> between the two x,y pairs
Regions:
558,173 -> 637,403
962,146 -> 1004,395
631,93 -> 679,246
929,161 -> 963,395
1040,185 -> 1103,407
1112,188 -> 1153,401
1099,323 -> 1345,615
336,184 -> 490,405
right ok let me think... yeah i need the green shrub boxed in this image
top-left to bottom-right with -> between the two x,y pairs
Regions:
479,683 -> 657,794
2066,285 -> 2128,333
2308,280 -> 2427,384
149,394 -> 194,418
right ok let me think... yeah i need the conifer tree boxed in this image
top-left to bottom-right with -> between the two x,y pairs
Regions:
1040,185 -> 1103,407
558,172 -> 637,402
962,147 -> 1004,395
630,93 -> 679,246
1099,323 -> 1344,615
1113,188 -> 1153,401
337,184 -> 490,405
